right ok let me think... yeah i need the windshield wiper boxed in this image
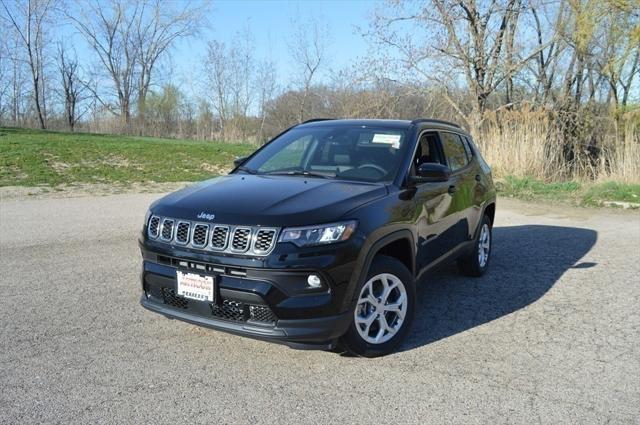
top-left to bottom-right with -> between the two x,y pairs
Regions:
237,165 -> 259,174
266,170 -> 332,179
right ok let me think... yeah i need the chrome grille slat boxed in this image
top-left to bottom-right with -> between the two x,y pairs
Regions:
192,224 -> 209,247
210,226 -> 229,250
231,228 -> 252,252
147,217 -> 277,256
148,216 -> 161,239
160,219 -> 175,241
175,221 -> 190,245
253,229 -> 277,254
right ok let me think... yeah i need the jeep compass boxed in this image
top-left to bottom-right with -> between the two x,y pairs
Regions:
139,118 -> 496,357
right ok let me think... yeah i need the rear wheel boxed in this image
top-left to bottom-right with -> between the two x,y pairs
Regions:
458,214 -> 492,277
340,255 -> 415,357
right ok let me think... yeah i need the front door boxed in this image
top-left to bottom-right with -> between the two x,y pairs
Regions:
411,132 -> 458,269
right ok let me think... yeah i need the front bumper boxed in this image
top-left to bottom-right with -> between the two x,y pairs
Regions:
140,295 -> 350,350
139,240 -> 356,349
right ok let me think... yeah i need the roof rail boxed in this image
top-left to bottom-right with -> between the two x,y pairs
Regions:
410,118 -> 461,128
300,118 -> 336,124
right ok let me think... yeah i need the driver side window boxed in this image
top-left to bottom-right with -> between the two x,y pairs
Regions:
412,132 -> 444,173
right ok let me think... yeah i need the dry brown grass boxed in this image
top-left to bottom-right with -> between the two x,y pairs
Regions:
474,108 -> 640,184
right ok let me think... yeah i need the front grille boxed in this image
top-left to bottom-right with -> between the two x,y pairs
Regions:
161,288 -> 188,309
175,222 -> 190,244
148,216 -> 160,238
210,226 -> 229,250
253,229 -> 277,254
147,216 -> 278,256
249,305 -> 276,323
156,287 -> 277,324
210,300 -> 245,322
231,228 -> 252,252
161,219 -> 174,240
192,224 -> 209,247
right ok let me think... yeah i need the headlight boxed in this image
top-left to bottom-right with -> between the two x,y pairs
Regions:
279,220 -> 357,247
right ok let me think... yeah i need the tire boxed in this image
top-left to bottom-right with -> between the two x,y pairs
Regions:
458,214 -> 492,277
340,255 -> 416,357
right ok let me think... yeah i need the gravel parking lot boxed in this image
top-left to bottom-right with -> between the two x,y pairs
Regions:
1,193 -> 639,424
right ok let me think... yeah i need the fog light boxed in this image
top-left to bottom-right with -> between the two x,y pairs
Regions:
307,274 -> 322,288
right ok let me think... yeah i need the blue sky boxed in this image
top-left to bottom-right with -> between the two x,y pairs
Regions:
165,0 -> 381,91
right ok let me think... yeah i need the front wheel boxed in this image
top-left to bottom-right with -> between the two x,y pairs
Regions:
340,255 -> 415,357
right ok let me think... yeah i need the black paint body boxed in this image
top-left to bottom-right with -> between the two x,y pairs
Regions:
139,119 -> 496,349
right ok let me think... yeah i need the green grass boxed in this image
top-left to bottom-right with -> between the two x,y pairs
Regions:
0,127 -> 254,186
498,176 -> 640,207
2,128 -> 638,208
582,181 -> 640,205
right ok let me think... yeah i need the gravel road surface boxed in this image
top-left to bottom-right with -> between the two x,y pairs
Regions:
1,193 -> 639,424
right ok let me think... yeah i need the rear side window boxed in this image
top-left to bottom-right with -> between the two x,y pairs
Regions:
440,132 -> 469,171
466,136 -> 491,173
462,138 -> 473,161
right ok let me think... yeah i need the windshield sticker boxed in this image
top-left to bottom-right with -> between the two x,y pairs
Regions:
372,134 -> 401,149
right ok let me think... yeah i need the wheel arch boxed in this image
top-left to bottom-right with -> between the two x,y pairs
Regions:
471,200 -> 496,242
484,201 -> 496,226
341,229 -> 415,312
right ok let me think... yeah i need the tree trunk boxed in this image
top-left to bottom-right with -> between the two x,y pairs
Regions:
32,74 -> 45,129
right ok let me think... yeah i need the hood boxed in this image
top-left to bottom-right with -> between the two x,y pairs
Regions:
151,174 -> 388,227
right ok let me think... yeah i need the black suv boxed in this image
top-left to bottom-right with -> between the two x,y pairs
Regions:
139,119 -> 496,357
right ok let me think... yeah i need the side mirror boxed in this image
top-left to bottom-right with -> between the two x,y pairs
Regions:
411,163 -> 451,184
233,156 -> 248,167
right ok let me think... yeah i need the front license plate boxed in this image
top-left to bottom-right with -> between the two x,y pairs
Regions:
176,271 -> 215,302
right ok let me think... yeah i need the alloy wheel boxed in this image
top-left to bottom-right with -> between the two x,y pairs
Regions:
478,223 -> 491,267
354,273 -> 408,344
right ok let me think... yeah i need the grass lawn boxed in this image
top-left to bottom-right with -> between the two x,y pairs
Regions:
498,176 -> 640,207
0,127 -> 254,186
1,127 -> 638,208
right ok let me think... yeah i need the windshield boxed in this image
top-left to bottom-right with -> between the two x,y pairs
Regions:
239,124 -> 410,183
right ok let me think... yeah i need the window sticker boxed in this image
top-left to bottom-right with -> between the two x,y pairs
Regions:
372,133 -> 401,149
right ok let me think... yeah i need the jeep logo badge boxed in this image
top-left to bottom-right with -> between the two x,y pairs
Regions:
197,212 -> 215,221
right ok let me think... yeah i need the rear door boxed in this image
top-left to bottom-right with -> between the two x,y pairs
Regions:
437,131 -> 475,249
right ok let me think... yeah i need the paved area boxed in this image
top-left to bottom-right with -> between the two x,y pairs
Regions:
1,193 -> 639,424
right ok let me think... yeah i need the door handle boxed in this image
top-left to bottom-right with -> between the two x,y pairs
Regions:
448,185 -> 457,194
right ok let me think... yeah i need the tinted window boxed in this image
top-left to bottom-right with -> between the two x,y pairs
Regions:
413,132 -> 443,167
260,135 -> 312,172
462,137 -> 473,161
466,136 -> 491,173
440,132 -> 469,171
241,125 -> 410,182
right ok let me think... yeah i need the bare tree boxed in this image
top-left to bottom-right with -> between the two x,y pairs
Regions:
289,16 -> 329,122
593,3 -> 640,107
203,32 -> 256,140
204,40 -> 232,135
0,37 -> 10,124
57,43 -> 86,131
1,0 -> 54,129
133,0 -> 204,131
8,30 -> 28,125
68,0 -> 139,129
256,59 -> 278,143
369,0 -> 553,130
68,0 -> 202,132
528,2 -> 566,105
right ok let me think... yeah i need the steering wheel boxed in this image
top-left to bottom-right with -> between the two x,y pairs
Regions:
357,163 -> 387,175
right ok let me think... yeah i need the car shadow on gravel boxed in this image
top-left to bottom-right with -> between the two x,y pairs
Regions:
401,225 -> 597,351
